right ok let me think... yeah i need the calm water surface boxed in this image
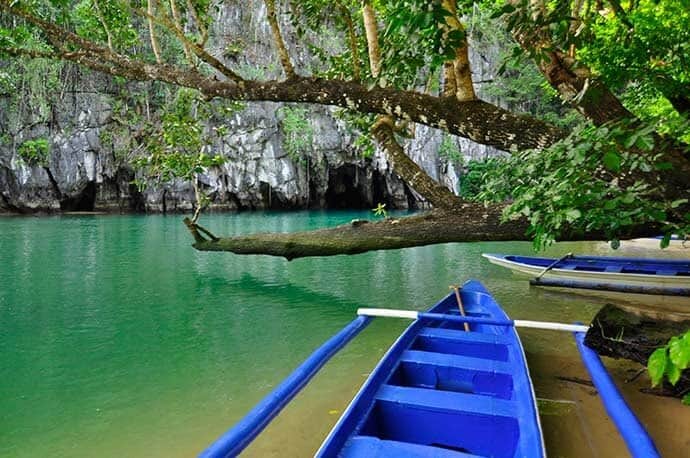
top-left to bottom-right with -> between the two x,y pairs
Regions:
1,212 -> 689,457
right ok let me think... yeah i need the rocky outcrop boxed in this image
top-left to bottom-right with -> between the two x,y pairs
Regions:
0,3 -> 505,215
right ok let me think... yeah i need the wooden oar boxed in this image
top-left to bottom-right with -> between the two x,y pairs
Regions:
535,252 -> 573,280
449,285 -> 470,331
357,308 -> 590,333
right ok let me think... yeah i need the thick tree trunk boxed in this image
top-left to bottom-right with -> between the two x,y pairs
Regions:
585,304 -> 690,398
371,116 -> 459,209
185,205 -> 659,259
440,0 -> 476,102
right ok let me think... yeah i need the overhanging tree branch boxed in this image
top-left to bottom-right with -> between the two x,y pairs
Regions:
371,116 -> 459,209
186,205 -> 660,260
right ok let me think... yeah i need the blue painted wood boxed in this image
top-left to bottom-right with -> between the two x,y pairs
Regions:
486,253 -> 690,296
317,280 -> 545,457
574,332 -> 660,458
198,315 -> 371,458
498,254 -> 690,274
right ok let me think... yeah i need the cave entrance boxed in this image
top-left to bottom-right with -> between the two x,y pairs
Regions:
60,181 -> 96,211
325,164 -> 372,209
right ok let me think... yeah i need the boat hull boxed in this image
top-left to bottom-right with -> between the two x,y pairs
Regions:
483,254 -> 690,296
317,280 -> 544,457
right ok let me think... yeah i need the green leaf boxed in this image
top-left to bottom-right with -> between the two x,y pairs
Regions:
671,199 -> 688,209
648,348 -> 668,387
669,336 -> 690,369
683,393 -> 690,406
661,234 -> 672,249
666,359 -> 682,385
602,152 -> 621,172
565,208 -> 581,222
635,135 -> 655,151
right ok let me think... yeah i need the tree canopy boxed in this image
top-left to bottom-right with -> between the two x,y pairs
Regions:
1,0 -> 688,258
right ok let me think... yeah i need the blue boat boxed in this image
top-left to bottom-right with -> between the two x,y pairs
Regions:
200,280 -> 659,457
483,253 -> 690,296
201,280 -> 545,457
316,280 -> 544,457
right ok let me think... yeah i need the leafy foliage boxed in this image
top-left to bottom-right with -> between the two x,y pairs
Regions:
133,88 -> 225,188
372,202 -> 387,217
647,330 -> 690,405
17,137 -> 49,166
458,158 -> 504,200
277,106 -> 314,163
478,121 -> 689,249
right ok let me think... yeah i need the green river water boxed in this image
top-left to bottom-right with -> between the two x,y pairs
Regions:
2,212 -> 689,457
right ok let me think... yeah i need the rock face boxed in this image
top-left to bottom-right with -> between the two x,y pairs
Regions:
0,4 -> 503,214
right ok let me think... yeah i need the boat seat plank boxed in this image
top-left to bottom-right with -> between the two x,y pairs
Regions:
340,436 -> 484,457
418,327 -> 512,345
375,384 -> 517,418
401,350 -> 511,374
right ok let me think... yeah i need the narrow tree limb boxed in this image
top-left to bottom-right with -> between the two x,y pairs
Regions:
264,0 -> 296,79
338,2 -> 361,82
147,0 -> 163,64
169,0 -> 194,64
134,6 -> 244,82
185,0 -> 208,46
362,0 -> 381,78
93,0 -> 114,52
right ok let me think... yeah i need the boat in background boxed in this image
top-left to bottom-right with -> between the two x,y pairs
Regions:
483,253 -> 690,296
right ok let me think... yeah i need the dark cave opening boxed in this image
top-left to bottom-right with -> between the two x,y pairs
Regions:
60,181 -> 96,211
325,164 -> 371,209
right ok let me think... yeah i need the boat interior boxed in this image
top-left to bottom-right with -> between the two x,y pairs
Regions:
321,286 -> 542,457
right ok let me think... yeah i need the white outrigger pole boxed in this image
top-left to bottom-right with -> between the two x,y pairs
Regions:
356,308 -> 591,333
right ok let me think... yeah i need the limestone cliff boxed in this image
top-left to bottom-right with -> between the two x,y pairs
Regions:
0,3 -> 502,214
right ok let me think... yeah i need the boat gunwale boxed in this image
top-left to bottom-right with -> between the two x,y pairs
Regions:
483,253 -> 690,281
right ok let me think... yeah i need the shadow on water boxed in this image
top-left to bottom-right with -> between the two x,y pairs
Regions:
201,272 -> 369,314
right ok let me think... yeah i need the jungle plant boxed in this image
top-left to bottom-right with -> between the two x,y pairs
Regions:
478,121 -> 689,249
17,138 -> 49,166
372,202 -> 387,218
133,88 -> 226,222
648,330 -> 690,405
278,106 -> 314,163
